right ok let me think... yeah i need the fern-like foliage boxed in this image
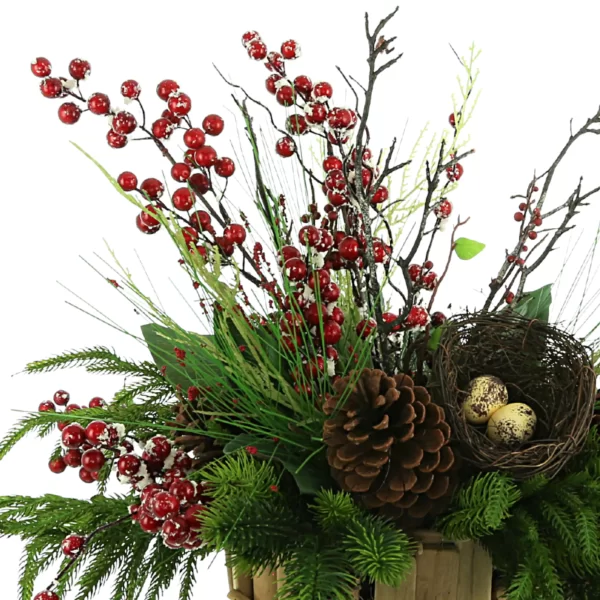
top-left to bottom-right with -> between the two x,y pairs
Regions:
438,471 -> 521,540
0,494 -> 206,600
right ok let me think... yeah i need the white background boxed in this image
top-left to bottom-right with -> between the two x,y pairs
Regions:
1,0 -> 600,598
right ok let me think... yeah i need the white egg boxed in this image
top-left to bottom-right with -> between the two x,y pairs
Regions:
462,375 -> 508,425
486,403 -> 537,445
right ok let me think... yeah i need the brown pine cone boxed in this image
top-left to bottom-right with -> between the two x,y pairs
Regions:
323,369 -> 456,525
168,386 -> 224,471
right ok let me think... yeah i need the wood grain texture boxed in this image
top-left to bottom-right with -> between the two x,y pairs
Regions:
252,570 -> 278,600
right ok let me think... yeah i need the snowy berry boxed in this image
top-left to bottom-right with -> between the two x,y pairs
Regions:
215,157 -> 235,177
323,320 -> 342,344
194,146 -> 217,168
157,79 -> 179,101
68,58 -> 90,80
286,114 -> 308,135
140,178 -> 165,200
247,40 -> 267,60
139,513 -> 162,533
266,73 -> 282,94
112,111 -> 137,134
40,77 -> 64,98
405,306 -> 430,328
107,130 -> 128,149
152,118 -> 175,139
87,92 -> 110,115
39,401 -> 56,412
202,114 -> 224,136
434,198 -> 452,219
224,224 -> 247,245
162,516 -> 190,546
431,312 -> 447,327
276,136 -> 296,157
117,171 -> 137,191
312,81 -> 333,102
171,162 -> 192,182
446,163 -> 464,182
172,188 -> 195,211
151,492 -> 180,519
265,51 -> 284,72
136,214 -> 160,234
168,92 -> 192,116
85,421 -> 109,445
62,424 -> 86,449
34,591 -> 60,600
356,318 -> 377,339
118,453 -> 142,477
371,186 -> 389,205
58,102 -> 82,125
276,85 -> 295,106
31,57 -> 52,78
285,257 -> 308,282
64,449 -> 83,468
281,39 -> 301,59
81,449 -> 106,472
338,237 -> 360,261
62,534 -> 85,557
293,75 -> 312,96
121,79 -> 141,99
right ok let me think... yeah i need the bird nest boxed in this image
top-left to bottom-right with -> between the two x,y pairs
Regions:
431,312 -> 596,479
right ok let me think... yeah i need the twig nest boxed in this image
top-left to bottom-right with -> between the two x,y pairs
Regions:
486,403 -> 537,445
463,375 -> 508,424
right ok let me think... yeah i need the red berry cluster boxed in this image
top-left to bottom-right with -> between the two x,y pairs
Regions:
117,435 -> 208,550
507,188 -> 543,272
408,261 -> 439,292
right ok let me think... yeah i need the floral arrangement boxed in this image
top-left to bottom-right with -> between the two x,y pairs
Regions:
3,7 -> 600,600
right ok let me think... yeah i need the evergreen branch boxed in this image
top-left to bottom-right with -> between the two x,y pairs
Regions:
144,542 -> 184,600
178,551 -> 201,600
0,416 -> 56,462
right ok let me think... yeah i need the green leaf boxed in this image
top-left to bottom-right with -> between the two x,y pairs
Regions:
513,284 -> 552,322
428,326 -> 444,351
141,323 -> 221,390
454,237 -> 486,260
224,434 -> 331,495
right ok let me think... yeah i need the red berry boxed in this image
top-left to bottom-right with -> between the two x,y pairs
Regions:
517,258 -> 525,266
312,81 -> 333,102
449,113 -> 456,127
224,224 -> 246,245
305,102 -> 327,124
66,404 -> 81,414
327,107 -> 352,131
431,311 -> 447,327
276,86 -> 295,106
117,171 -> 137,191
68,58 -> 90,80
286,114 -> 308,135
505,291 -> 515,304
79,467 -> 96,483
202,114 -> 225,136
49,456 -> 67,474
169,479 -> 197,504
518,202 -> 527,211
533,217 -> 543,227
162,516 -> 190,546
184,504 -> 206,530
182,226 -> 199,246
215,157 -> 235,177
85,421 -> 109,445
145,436 -> 172,461
34,593 -> 60,600
81,449 -> 106,472
140,204 -> 162,226
299,225 -> 320,247
87,92 -> 110,115
194,146 -> 217,168
514,212 -> 524,222
107,130 -> 128,149
434,198 -> 452,219
172,188 -> 195,211
507,255 -> 516,263
62,534 -> 85,557
64,449 -> 83,468
422,272 -> 438,290
40,77 -> 64,98
446,163 -> 464,182
383,312 -> 401,332
327,131 -> 349,146
371,186 -> 389,205
62,424 -> 86,449
184,128 -> 206,149
31,57 -> 52,78
139,513 -> 162,533
528,231 -> 538,240
118,453 -> 142,476
58,102 -> 82,125
330,307 -> 345,325
281,39 -> 301,59
408,264 -> 422,282
157,79 -> 179,101
339,237 -> 360,261
293,75 -> 312,96
323,320 -> 342,345
152,118 -> 175,139
171,162 -> 192,182
140,178 -> 165,200
322,283 -> 340,303
162,467 -> 186,487
356,318 -> 377,339
151,492 -> 180,519
424,260 -> 434,270
308,269 -> 331,291
189,173 -> 211,195
136,214 -> 160,234
168,92 -> 192,116
323,156 -> 343,172
121,79 -> 141,99
405,306 -> 430,328
190,210 -> 211,230
266,73 -> 282,94
173,451 -> 193,472
285,257 -> 308,282
247,40 -> 267,60
242,31 -> 261,46
112,111 -> 137,134
276,136 -> 296,157
39,401 -> 55,412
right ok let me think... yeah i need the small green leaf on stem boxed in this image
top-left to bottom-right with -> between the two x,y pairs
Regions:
454,237 -> 486,260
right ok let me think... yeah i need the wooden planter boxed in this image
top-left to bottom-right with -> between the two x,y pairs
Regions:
226,531 -> 493,600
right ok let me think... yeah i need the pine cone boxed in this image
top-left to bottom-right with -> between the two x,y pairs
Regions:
168,387 -> 224,470
323,369 -> 456,525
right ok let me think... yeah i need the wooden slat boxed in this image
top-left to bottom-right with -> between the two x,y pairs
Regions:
429,548 -> 460,600
471,543 -> 493,600
232,568 -> 253,599
456,541 -> 475,600
253,570 -> 278,600
228,592 -> 251,600
276,567 -> 286,591
376,556 -> 417,600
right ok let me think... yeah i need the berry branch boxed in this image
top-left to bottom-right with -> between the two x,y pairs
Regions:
483,104 -> 600,311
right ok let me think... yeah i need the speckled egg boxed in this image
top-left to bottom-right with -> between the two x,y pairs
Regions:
462,375 -> 509,425
486,403 -> 537,445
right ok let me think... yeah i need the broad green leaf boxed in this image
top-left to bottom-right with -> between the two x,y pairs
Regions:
141,323 -> 222,391
454,237 -> 486,260
224,434 -> 331,495
513,284 -> 552,322
428,326 -> 444,351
